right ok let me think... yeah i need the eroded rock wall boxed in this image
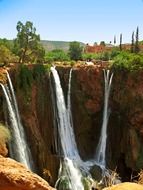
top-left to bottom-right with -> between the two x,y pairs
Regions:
1,65 -> 143,183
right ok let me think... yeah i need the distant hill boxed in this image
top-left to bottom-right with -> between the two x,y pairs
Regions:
41,40 -> 85,52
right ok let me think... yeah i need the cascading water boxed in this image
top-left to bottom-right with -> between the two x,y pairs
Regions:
51,67 -> 80,160
95,69 -> 113,168
51,67 -> 84,190
0,72 -> 34,170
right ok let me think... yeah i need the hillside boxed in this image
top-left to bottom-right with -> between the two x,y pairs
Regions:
41,40 -> 85,52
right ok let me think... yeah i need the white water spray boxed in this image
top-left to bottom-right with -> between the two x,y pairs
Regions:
95,69 -> 113,168
51,67 -> 84,190
0,72 -> 33,170
51,67 -> 80,160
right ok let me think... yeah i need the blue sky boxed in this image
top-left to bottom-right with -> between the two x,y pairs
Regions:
0,0 -> 143,44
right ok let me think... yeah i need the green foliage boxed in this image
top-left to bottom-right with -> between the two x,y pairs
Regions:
14,21 -> 45,64
33,64 -> 46,81
45,49 -> 69,63
120,33 -> 122,51
82,53 -> 98,61
135,26 -> 140,53
56,176 -> 71,190
0,124 -> 11,143
131,31 -> 135,53
81,177 -> 91,190
110,49 -> 120,59
111,51 -> 143,70
69,41 -> 83,61
0,45 -> 17,65
100,41 -> 106,46
0,38 -> 14,51
100,51 -> 110,61
17,64 -> 33,91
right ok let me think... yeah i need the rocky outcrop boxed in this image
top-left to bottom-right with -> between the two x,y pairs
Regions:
0,142 -> 8,157
103,182 -> 143,190
0,156 -> 55,190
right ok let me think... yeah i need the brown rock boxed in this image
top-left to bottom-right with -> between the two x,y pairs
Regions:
0,142 -> 8,157
0,156 -> 55,190
103,182 -> 143,190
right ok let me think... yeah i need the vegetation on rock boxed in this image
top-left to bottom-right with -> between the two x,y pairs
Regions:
0,124 -> 11,143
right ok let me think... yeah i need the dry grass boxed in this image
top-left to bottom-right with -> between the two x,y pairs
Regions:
0,124 -> 11,143
137,170 -> 143,185
103,168 -> 121,188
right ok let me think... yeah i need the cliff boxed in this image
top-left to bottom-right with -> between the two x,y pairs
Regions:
1,64 -> 143,184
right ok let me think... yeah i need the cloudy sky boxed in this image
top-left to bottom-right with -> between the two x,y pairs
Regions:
0,0 -> 143,44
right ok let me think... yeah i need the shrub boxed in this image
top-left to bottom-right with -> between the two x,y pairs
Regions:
33,64 -> 46,81
45,49 -> 70,63
111,51 -> 143,70
17,64 -> 33,91
0,124 -> 11,143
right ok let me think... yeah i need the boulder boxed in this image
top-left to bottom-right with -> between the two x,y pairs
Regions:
103,182 -> 143,190
0,156 -> 55,190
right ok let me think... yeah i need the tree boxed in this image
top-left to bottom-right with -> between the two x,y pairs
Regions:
114,35 -> 116,45
45,49 -> 69,63
69,41 -> 83,61
131,31 -> 135,53
135,26 -> 140,53
100,41 -> 106,46
119,33 -> 122,51
14,21 -> 45,64
0,45 -> 16,65
0,38 -> 13,51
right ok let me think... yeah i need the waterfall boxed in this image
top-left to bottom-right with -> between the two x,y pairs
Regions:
51,67 -> 84,190
0,72 -> 34,170
95,69 -> 113,168
51,67 -> 80,160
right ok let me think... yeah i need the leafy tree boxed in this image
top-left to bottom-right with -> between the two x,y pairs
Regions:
14,21 -> 45,64
69,41 -> 83,61
0,38 -> 13,51
100,41 -> 106,46
112,51 -> 143,70
119,33 -> 122,51
0,45 -> 16,65
131,31 -> 135,53
135,26 -> 140,53
114,35 -> 116,45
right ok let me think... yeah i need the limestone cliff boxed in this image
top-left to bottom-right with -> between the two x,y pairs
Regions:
1,64 -> 143,183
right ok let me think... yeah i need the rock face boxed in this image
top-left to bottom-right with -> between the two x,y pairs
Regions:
0,156 -> 55,190
58,66 -> 143,179
1,65 -> 143,183
0,142 -> 8,157
103,182 -> 143,190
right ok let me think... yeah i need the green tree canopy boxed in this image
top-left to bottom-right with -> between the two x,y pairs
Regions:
14,21 -> 45,64
0,45 -> 16,65
45,49 -> 69,63
100,41 -> 106,46
0,38 -> 13,51
69,41 -> 83,61
135,26 -> 140,53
